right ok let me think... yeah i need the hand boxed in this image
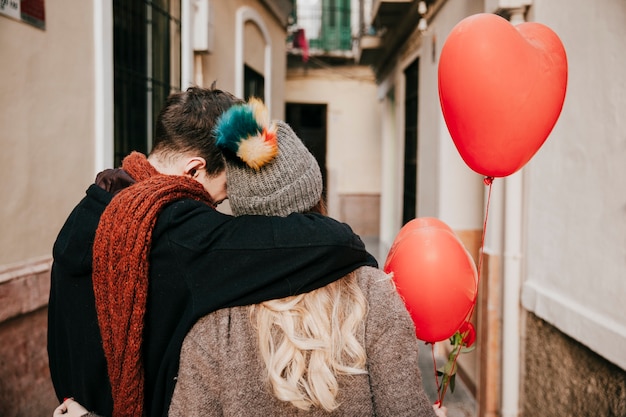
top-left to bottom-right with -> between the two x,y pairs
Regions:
433,403 -> 448,417
53,398 -> 89,417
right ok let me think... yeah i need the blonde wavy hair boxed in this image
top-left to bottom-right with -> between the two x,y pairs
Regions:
249,270 -> 368,411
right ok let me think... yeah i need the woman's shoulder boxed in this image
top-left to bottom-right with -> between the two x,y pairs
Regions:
353,266 -> 395,294
352,266 -> 413,324
183,306 -> 256,353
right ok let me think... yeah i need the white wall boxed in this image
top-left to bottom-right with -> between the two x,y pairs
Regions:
378,86 -> 402,252
521,0 -> 626,370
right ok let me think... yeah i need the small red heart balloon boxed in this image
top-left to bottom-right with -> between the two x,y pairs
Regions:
438,13 -> 568,178
390,217 -> 452,250
384,220 -> 478,343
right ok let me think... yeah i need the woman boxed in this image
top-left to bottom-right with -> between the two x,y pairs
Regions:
167,100 -> 443,416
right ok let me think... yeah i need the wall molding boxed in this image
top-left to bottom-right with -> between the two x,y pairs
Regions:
93,0 -> 114,174
0,256 -> 52,322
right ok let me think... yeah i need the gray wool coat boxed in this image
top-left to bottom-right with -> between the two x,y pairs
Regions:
168,266 -> 438,417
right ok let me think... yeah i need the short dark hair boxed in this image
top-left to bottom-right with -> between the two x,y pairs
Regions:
152,86 -> 245,176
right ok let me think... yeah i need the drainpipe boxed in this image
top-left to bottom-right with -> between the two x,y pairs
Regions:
181,0 -> 193,89
501,8 -> 526,417
502,171 -> 523,417
94,0 -> 114,173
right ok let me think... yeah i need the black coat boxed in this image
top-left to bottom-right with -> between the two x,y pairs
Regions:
48,182 -> 377,417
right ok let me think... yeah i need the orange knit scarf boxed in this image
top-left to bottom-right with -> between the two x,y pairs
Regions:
92,152 -> 215,417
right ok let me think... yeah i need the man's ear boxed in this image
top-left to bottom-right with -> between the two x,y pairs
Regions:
183,157 -> 206,178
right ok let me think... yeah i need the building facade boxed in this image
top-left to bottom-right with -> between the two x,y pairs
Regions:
285,0 -> 383,236
2,0 -> 626,416
0,0 -> 292,415
355,0 -> 626,416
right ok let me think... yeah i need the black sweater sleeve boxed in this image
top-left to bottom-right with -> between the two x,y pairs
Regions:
48,185 -> 114,417
160,199 -> 377,309
204,212 -> 375,304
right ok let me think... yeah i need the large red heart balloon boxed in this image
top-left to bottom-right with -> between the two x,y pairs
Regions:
384,220 -> 478,343
438,13 -> 568,178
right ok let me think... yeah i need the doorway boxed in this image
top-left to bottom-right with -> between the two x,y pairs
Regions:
403,58 -> 419,224
285,103 -> 328,201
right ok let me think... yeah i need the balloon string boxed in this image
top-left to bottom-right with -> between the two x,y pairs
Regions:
431,344 -> 442,402
464,176 -> 494,322
432,176 -> 494,406
477,176 -> 494,289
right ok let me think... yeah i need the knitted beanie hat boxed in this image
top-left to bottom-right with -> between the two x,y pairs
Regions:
214,99 -> 323,217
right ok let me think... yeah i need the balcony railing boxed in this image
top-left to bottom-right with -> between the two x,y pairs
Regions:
289,0 -> 354,53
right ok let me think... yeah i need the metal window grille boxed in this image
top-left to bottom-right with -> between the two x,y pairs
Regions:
113,0 -> 181,166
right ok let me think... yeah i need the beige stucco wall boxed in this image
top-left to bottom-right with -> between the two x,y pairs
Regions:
244,20 -> 266,74
0,0 -> 96,266
0,2 -> 96,414
197,0 -> 287,120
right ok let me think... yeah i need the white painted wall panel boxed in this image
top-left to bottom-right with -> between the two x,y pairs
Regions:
522,0 -> 626,369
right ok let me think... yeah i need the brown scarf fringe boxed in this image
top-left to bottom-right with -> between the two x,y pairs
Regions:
92,152 -> 214,417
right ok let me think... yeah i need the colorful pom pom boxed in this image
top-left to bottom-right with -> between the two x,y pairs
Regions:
214,97 -> 278,170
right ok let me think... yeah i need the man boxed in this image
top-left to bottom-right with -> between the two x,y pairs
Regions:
47,87 -> 376,417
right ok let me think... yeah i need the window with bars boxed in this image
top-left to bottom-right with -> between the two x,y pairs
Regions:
244,65 -> 265,101
113,0 -> 181,167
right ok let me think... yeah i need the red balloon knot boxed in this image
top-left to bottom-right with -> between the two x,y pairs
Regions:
483,176 -> 494,186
